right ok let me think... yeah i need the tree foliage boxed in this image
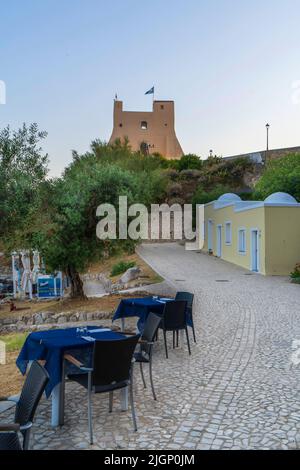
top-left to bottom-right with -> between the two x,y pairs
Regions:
254,153 -> 300,201
18,142 -> 170,298
175,154 -> 203,171
0,123 -> 48,237
192,184 -> 233,205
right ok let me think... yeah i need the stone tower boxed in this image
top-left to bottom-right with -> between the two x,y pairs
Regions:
109,99 -> 183,159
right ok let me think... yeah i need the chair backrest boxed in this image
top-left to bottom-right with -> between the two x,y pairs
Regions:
92,335 -> 140,387
175,291 -> 194,310
14,361 -> 49,427
162,300 -> 188,330
141,313 -> 162,354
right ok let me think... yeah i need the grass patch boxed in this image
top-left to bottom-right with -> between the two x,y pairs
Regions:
151,273 -> 164,284
110,260 -> 136,277
0,332 -> 28,352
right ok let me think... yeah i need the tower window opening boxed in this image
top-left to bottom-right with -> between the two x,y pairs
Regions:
141,121 -> 148,130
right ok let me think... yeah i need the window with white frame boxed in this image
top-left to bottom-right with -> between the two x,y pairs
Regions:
238,229 -> 246,254
225,222 -> 232,245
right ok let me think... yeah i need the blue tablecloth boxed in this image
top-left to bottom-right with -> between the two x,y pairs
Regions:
16,327 -> 125,398
113,296 -> 192,332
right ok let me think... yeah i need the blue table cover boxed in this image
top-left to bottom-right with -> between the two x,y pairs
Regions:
16,327 -> 126,397
113,296 -> 192,332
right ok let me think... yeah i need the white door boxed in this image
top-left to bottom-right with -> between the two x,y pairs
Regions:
251,230 -> 259,272
208,220 -> 213,251
216,225 -> 222,257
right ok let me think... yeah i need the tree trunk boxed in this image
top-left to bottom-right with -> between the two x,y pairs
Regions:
67,265 -> 87,300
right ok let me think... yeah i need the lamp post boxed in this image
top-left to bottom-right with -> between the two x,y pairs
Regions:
265,123 -> 270,163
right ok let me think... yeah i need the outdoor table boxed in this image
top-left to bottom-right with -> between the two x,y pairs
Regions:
113,296 -> 192,331
16,326 -> 127,427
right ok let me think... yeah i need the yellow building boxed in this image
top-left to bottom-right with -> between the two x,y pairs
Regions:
201,192 -> 300,275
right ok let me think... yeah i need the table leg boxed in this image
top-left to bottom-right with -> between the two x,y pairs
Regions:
51,384 -> 61,427
120,387 -> 128,411
51,360 -> 65,427
59,360 -> 65,425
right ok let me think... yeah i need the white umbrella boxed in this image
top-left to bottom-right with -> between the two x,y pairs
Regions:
21,250 -> 32,299
32,250 -> 40,284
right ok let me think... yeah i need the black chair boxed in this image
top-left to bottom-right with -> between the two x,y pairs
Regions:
134,312 -> 162,401
65,334 -> 140,445
159,300 -> 191,358
175,291 -> 196,343
0,361 -> 49,450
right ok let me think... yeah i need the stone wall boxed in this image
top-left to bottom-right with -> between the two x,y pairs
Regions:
0,309 -> 112,334
224,145 -> 300,164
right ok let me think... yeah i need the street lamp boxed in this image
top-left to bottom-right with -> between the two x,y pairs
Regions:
265,123 -> 270,162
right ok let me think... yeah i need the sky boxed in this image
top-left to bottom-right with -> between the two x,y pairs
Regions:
1,0 -> 300,176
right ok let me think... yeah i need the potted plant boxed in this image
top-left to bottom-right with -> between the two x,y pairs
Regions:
290,263 -> 300,284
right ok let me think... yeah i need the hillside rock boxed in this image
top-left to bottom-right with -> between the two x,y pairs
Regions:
120,267 -> 141,284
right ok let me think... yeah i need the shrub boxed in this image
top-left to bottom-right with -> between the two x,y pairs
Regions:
192,184 -> 232,205
254,153 -> 300,201
290,263 -> 300,281
110,260 -> 136,277
176,154 -> 203,171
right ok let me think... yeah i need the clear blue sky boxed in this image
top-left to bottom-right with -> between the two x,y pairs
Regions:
1,0 -> 300,175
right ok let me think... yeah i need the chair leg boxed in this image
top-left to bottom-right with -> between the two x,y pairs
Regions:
129,372 -> 137,431
149,356 -> 157,401
139,362 -> 146,388
163,330 -> 168,359
173,330 -> 175,349
185,327 -> 191,355
87,372 -> 93,445
191,317 -> 196,343
109,391 -> 113,412
176,330 -> 179,347
23,429 -> 31,450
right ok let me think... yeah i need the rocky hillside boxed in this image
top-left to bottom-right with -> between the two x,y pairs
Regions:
163,158 -> 263,205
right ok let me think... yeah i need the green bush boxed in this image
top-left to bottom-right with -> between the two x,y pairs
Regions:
110,260 -> 136,276
254,153 -> 300,201
176,154 -> 203,171
192,184 -> 232,205
290,263 -> 300,281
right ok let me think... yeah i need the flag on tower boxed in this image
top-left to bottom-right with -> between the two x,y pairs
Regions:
145,86 -> 154,95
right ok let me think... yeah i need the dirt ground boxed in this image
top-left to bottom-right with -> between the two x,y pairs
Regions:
0,291 -> 152,321
85,252 -> 163,284
0,352 -> 25,397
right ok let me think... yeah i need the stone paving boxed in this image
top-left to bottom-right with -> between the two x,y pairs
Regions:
1,243 -> 300,449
